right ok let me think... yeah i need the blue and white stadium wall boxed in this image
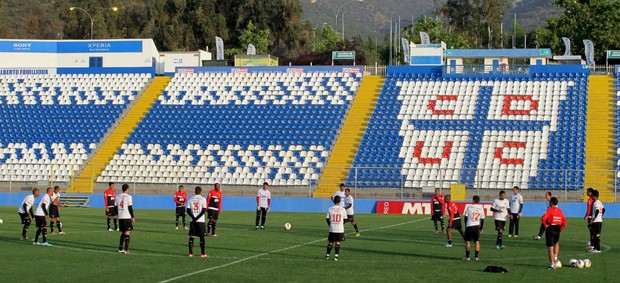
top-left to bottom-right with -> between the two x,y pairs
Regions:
0,192 -> 617,218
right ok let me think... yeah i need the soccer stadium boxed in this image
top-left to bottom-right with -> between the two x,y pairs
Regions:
1,1 -> 619,282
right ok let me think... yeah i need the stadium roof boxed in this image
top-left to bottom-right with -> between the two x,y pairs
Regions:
445,49 -> 553,58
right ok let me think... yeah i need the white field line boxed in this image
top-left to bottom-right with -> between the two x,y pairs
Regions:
158,218 -> 428,283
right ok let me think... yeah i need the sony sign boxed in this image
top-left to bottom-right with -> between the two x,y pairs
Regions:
13,43 -> 32,51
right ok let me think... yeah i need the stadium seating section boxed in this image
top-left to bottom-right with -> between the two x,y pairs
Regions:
349,70 -> 587,189
617,75 -> 620,188
0,73 -> 151,182
0,67 -> 596,190
98,70 -> 361,186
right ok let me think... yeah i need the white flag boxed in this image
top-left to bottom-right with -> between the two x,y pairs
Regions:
420,32 -> 430,44
247,44 -> 256,55
561,37 -> 571,56
215,37 -> 224,60
401,38 -> 410,63
583,39 -> 594,66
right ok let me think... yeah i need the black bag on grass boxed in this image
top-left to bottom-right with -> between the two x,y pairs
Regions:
484,266 -> 509,273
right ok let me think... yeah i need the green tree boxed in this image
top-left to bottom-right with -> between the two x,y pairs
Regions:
239,21 -> 272,54
536,0 -> 620,62
438,0 -> 510,48
315,25 -> 344,53
404,17 -> 469,49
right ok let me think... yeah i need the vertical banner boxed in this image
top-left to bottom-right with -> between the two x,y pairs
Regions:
401,38 -> 410,63
247,44 -> 256,55
215,37 -> 224,60
583,39 -> 594,66
420,32 -> 430,44
561,37 -> 571,56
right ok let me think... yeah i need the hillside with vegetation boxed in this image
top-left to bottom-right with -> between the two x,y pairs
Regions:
0,0 -> 617,64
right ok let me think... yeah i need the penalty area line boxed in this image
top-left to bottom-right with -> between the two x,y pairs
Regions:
158,217 -> 427,283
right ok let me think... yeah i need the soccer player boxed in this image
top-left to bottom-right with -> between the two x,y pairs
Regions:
541,196 -> 567,269
490,190 -> 509,249
174,185 -> 188,230
508,186 -> 523,237
104,182 -> 118,231
534,191 -> 552,240
331,183 -> 346,206
588,190 -> 605,253
206,183 -> 222,236
187,186 -> 208,257
463,195 -> 485,260
49,186 -> 64,235
343,188 -> 360,236
325,195 -> 347,261
584,188 -> 594,248
444,194 -> 464,247
116,184 -> 135,254
33,187 -> 54,246
255,182 -> 271,229
18,188 -> 40,240
430,188 -> 445,234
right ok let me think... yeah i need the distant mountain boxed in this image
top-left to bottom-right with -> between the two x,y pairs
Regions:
301,0 -> 563,39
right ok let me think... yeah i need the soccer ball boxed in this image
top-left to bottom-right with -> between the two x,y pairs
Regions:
555,260 -> 562,268
0,218 -> 3,224
577,260 -> 585,268
583,259 -> 591,268
569,259 -> 578,267
284,223 -> 291,230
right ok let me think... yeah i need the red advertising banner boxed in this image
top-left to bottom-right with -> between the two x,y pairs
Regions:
376,200 -> 493,216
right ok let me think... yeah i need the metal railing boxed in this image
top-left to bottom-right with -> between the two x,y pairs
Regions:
364,64 -> 387,77
0,163 -> 616,202
443,64 -> 530,76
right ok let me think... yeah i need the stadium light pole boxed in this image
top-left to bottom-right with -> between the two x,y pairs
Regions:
69,6 -> 119,40
335,0 -> 363,40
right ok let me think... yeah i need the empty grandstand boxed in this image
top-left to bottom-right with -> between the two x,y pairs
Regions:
97,67 -> 362,188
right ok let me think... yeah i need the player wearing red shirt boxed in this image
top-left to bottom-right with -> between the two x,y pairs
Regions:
541,197 -> 567,269
584,188 -> 594,248
444,194 -> 464,247
174,185 -> 188,230
430,188 -> 445,233
206,183 -> 222,236
103,182 -> 118,231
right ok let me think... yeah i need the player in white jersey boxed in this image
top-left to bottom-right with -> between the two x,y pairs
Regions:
116,184 -> 135,254
18,188 -> 40,240
33,187 -> 54,246
187,186 -> 208,257
49,186 -> 64,235
508,186 -> 524,237
490,190 -> 509,249
588,190 -> 605,253
331,183 -> 346,206
343,189 -> 360,237
535,191 -> 552,240
463,195 -> 485,261
325,195 -> 347,261
255,182 -> 271,229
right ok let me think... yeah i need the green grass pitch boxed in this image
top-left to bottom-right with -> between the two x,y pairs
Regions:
0,206 -> 617,282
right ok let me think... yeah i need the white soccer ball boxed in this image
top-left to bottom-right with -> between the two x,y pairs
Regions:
284,223 -> 291,230
555,260 -> 562,268
583,259 -> 591,268
577,260 -> 585,268
569,259 -> 578,267
0,218 -> 3,224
